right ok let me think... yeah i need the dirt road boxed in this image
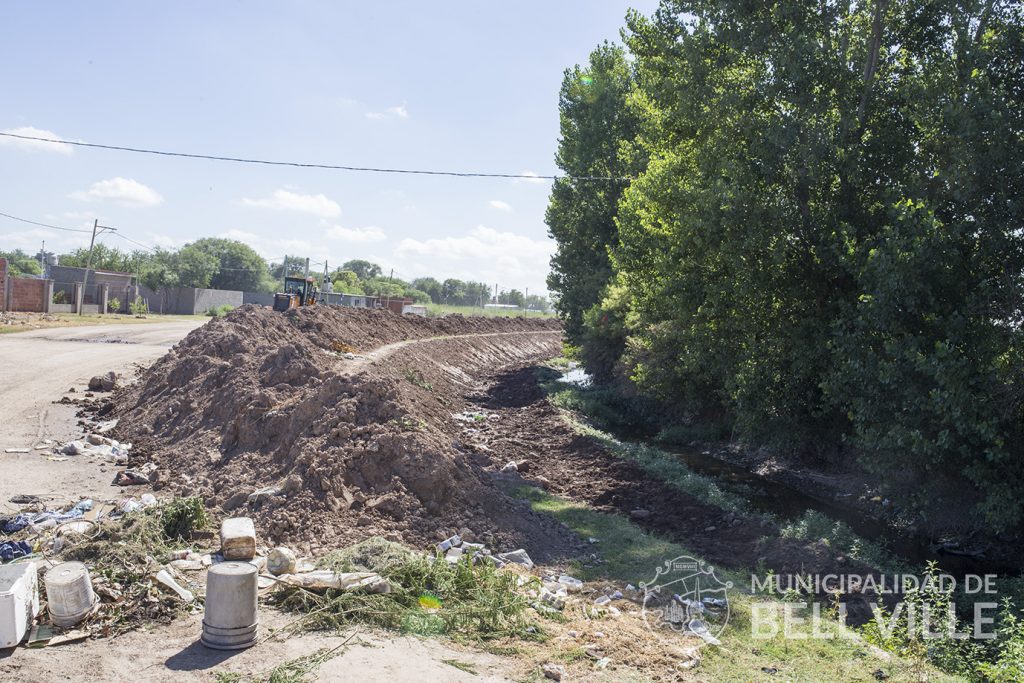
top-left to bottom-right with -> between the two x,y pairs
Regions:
0,320 -> 205,513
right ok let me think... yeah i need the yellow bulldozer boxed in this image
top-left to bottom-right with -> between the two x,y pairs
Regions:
273,276 -> 319,311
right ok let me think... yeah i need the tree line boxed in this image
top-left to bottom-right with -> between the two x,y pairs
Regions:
547,2 -> 1024,531
3,242 -> 550,310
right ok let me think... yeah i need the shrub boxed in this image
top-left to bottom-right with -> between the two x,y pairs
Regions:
205,304 -> 235,318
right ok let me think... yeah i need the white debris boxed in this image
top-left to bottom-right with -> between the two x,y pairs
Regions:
496,549 -> 534,568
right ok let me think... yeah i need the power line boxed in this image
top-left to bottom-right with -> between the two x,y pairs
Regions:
0,210 -> 92,233
113,232 -> 157,252
0,131 -> 631,182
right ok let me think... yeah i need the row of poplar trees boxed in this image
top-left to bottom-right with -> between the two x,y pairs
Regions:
546,1 -> 1024,531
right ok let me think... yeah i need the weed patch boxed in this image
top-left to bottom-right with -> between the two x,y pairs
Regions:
269,538 -> 538,641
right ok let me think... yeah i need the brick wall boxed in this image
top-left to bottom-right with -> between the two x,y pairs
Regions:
0,257 -> 7,311
10,278 -> 46,312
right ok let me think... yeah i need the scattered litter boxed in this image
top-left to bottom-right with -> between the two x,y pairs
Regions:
445,546 -> 464,564
0,541 -> 32,563
220,517 -> 257,560
500,461 -> 519,474
247,486 -> 282,506
557,575 -> 583,593
267,547 -> 297,576
45,561 -> 97,628
274,570 -> 390,593
9,494 -> 41,505
152,569 -> 195,602
437,534 -> 461,553
496,548 -> 534,568
4,448 -> 30,454
687,618 -> 721,645
0,562 -> 38,648
542,662 -> 565,681
3,499 -> 93,534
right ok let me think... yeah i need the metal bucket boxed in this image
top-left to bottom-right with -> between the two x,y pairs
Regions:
201,561 -> 258,650
44,562 -> 96,628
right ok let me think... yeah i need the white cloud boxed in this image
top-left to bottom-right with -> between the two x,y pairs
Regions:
240,188 -> 341,218
489,200 -> 512,211
394,225 -> 554,294
69,177 -> 164,207
0,227 -> 90,253
514,170 -> 547,185
325,225 -> 387,243
0,126 -> 73,155
366,105 -> 409,121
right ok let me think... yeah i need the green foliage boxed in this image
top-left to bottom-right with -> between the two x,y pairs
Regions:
546,42 -> 640,344
159,496 -> 208,540
271,538 -> 536,640
128,295 -> 148,316
331,269 -> 362,294
205,304 -> 235,318
58,244 -> 145,274
440,278 -> 491,307
188,238 -> 274,292
341,259 -> 382,280
411,276 -> 442,303
977,601 -> 1024,682
0,249 -> 43,276
497,288 -> 526,308
404,368 -> 433,391
106,297 -> 121,313
549,1 -> 1024,530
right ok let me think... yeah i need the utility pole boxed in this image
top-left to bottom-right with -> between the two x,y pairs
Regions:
39,240 -> 45,276
79,219 -> 116,316
303,257 -> 310,279
385,268 -> 394,311
524,287 -> 528,317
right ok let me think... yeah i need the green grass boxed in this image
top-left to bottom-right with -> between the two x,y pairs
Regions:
425,303 -> 555,318
270,537 -> 539,641
510,484 -> 958,682
441,659 -> 479,675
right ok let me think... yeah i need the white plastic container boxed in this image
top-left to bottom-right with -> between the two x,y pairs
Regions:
44,561 -> 96,627
202,561 -> 258,650
0,562 -> 39,648
219,517 -> 256,561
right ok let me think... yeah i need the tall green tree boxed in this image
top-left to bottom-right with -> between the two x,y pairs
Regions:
546,42 -> 641,353
186,238 -> 273,292
342,259 -> 382,280
595,0 -> 1024,526
0,249 -> 43,277
411,277 -> 443,303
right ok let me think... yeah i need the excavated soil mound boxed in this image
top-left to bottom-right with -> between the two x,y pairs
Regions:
113,305 -> 577,557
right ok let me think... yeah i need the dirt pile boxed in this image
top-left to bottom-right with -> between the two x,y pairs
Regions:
113,305 -> 574,556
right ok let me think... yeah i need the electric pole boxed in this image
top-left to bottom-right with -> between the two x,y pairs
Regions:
79,219 -> 116,316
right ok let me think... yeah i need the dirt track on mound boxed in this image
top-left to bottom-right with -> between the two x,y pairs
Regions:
112,306 -> 584,559
107,305 -> 887,621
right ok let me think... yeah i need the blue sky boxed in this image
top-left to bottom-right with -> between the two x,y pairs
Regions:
0,1 -> 656,295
